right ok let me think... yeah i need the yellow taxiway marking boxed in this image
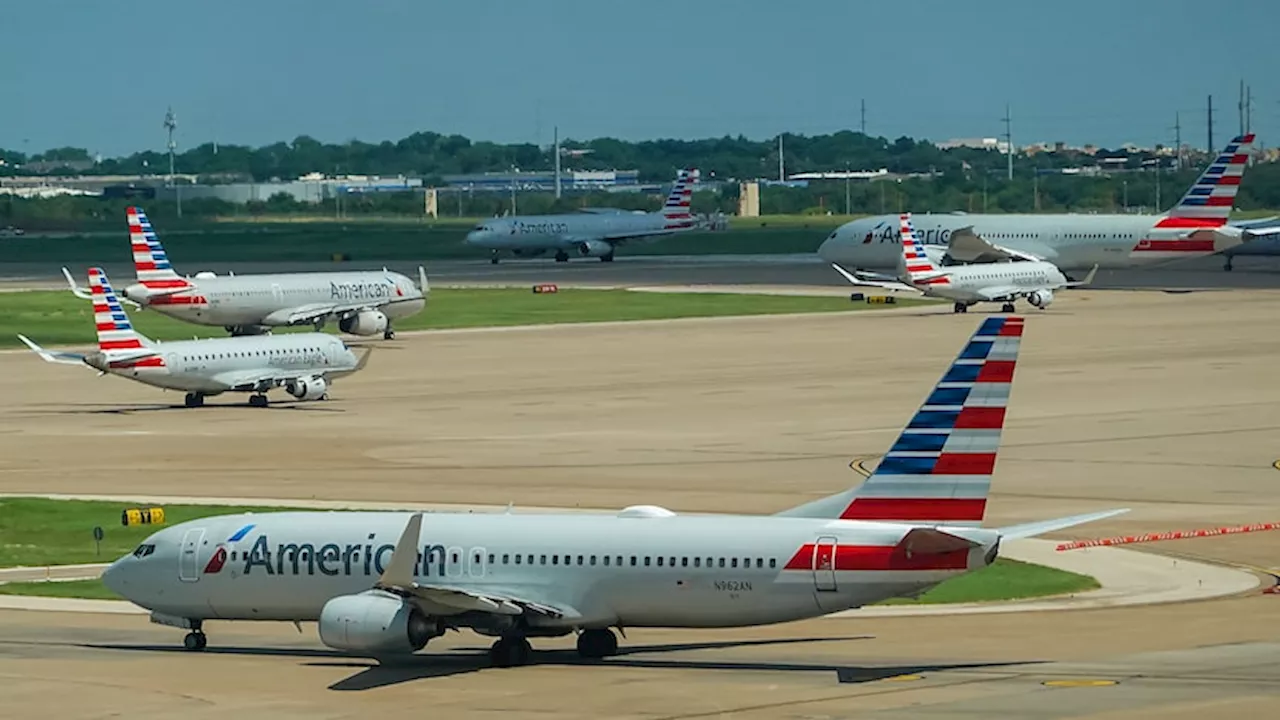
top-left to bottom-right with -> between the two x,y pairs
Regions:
879,674 -> 923,682
1042,679 -> 1119,688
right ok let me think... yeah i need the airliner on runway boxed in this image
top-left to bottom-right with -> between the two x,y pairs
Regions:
22,268 -> 370,408
101,315 -> 1124,667
834,213 -> 1096,313
63,207 -> 428,339
464,169 -> 701,263
819,134 -> 1275,272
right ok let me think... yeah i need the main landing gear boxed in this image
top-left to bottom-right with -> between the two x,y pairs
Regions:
487,628 -> 619,667
490,251 -> 501,265
554,250 -> 570,263
1000,302 -> 1016,313
183,392 -> 205,408
248,394 -> 269,408
1224,256 -> 1234,271
600,252 -> 615,263
383,327 -> 396,340
952,302 -> 970,314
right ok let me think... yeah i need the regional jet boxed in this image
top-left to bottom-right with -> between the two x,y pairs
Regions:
819,134 -> 1280,272
834,213 -> 1096,313
464,169 -> 701,263
101,314 -> 1125,667
22,268 -> 370,407
63,207 -> 428,338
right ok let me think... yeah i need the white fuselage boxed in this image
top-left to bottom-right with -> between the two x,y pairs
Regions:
912,260 -> 1067,303
123,272 -> 425,329
465,213 -> 683,255
96,333 -> 358,393
104,511 -> 996,630
820,213 -> 1168,271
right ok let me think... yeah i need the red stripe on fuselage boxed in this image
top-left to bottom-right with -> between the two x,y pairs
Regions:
108,355 -> 164,369
839,497 -> 987,522
1154,216 -> 1227,229
784,543 -> 970,571
149,294 -> 206,305
1133,239 -> 1217,253
140,279 -> 193,289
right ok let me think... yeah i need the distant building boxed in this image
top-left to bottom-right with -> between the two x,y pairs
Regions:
442,169 -> 642,193
935,137 -> 1010,154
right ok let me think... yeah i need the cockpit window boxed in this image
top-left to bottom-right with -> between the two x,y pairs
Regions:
132,544 -> 156,558
828,231 -> 839,239
473,225 -> 486,231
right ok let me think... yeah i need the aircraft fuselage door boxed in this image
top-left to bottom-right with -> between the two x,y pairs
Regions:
271,283 -> 284,304
179,528 -> 207,583
813,536 -> 837,592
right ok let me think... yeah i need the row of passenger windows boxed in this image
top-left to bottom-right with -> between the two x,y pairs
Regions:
250,547 -> 779,570
183,347 -> 324,362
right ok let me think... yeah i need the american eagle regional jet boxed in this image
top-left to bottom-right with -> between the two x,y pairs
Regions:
102,315 -> 1125,667
63,207 -> 428,339
21,267 -> 370,407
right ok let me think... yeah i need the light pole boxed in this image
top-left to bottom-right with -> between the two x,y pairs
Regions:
163,107 -> 180,218
844,162 -> 851,215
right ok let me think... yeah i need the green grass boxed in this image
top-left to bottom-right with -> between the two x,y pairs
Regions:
0,287 -> 916,348
0,498 -> 302,568
876,558 -> 1099,605
0,558 -> 1098,605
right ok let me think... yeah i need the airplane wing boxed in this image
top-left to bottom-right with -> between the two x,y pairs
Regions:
374,513 -> 582,622
947,226 -> 1049,263
208,347 -> 373,391
974,285 -> 1022,301
1063,264 -> 1099,288
17,335 -> 87,365
263,296 -> 423,327
830,263 -> 921,293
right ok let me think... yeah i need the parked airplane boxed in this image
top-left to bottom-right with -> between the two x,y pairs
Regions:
819,134 -> 1276,272
62,207 -> 428,339
22,267 -> 370,408
834,214 -> 1096,313
101,315 -> 1125,667
464,169 -> 701,263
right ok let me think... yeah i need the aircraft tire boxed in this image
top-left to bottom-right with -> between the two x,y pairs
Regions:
183,631 -> 207,651
576,628 -> 618,659
249,395 -> 269,408
554,251 -> 570,263
184,393 -> 204,408
384,329 -> 395,340
490,637 -> 532,667
1001,302 -> 1016,313
600,253 -> 615,263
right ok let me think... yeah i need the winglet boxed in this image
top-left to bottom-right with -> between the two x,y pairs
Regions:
354,345 -> 374,372
61,267 -> 93,300
377,513 -> 423,589
1066,264 -> 1099,288
418,265 -> 430,295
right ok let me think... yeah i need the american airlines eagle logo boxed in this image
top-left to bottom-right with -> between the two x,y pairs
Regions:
203,546 -> 228,574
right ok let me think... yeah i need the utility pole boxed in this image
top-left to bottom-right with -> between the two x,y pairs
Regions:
163,107 -> 180,218
859,99 -> 866,135
1207,94 -> 1214,152
553,125 -> 562,199
777,134 -> 785,182
1239,79 -> 1246,137
1173,112 -> 1182,171
1245,85 -> 1252,135
510,165 -> 518,216
1001,104 -> 1013,181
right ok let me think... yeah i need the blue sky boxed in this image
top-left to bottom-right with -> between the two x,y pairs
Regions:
5,0 -> 1277,156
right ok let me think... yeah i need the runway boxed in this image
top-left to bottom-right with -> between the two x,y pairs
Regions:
0,290 -> 1277,716
6,252 -> 1280,291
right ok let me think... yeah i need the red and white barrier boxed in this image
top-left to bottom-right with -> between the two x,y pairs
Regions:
1055,522 -> 1280,552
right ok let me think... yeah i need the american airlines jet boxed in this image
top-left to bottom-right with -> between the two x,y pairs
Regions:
464,169 -> 701,263
833,213 -> 1096,313
21,268 -> 370,408
63,207 -> 428,339
819,134 -> 1274,272
101,316 -> 1124,667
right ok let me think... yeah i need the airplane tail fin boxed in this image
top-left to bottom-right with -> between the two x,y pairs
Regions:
1164,134 -> 1254,224
127,206 -> 193,290
898,214 -> 948,284
661,169 -> 698,230
89,267 -> 157,353
777,316 -> 1025,525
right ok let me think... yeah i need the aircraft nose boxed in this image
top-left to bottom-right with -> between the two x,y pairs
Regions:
101,558 -> 126,595
464,230 -> 483,245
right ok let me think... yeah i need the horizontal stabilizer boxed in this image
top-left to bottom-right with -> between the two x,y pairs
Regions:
995,508 -> 1130,540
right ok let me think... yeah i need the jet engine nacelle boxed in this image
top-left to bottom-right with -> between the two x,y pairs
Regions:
575,239 -> 613,258
339,309 -> 389,336
1027,289 -> 1054,308
318,591 -> 442,655
285,375 -> 327,400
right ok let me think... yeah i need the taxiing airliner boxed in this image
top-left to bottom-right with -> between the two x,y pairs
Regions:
834,213 -> 1096,313
101,315 -> 1124,667
63,207 -> 427,339
22,268 -> 369,407
819,134 -> 1275,272
464,169 -> 701,263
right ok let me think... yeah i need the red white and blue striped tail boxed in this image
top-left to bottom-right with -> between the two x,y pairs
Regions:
840,315 -> 1025,525
127,206 -> 192,290
898,213 -> 943,281
661,169 -> 698,229
1165,133 -> 1255,224
89,267 -> 149,352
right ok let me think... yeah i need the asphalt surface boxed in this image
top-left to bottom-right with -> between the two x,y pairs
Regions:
7,252 -> 1280,291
